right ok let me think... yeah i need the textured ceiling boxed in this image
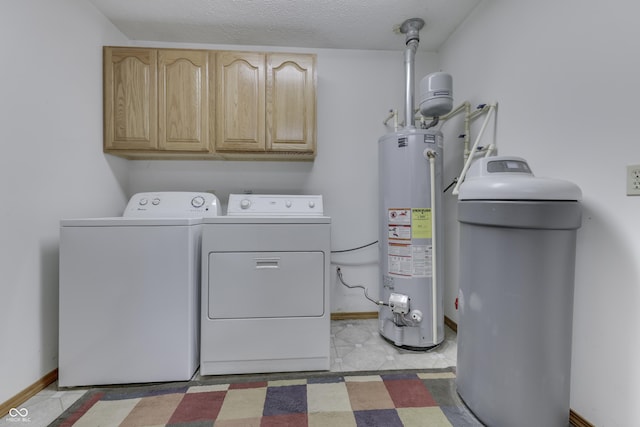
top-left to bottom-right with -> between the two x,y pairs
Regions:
88,0 -> 481,51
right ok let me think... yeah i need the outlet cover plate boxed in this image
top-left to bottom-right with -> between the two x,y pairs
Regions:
627,165 -> 640,196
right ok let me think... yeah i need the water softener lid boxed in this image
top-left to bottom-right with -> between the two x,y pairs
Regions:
458,156 -> 582,201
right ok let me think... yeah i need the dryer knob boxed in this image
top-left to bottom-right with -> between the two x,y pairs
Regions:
138,198 -> 148,206
286,201 -> 292,208
240,199 -> 251,209
191,196 -> 205,208
308,201 -> 316,208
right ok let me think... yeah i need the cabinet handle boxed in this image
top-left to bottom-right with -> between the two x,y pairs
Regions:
254,257 -> 280,269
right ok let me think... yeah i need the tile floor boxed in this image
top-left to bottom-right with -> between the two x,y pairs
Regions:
1,319 -> 457,427
330,318 -> 457,372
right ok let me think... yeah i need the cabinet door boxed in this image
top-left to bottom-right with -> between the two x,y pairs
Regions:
216,52 -> 265,151
158,50 -> 210,152
267,54 -> 316,153
104,47 -> 157,150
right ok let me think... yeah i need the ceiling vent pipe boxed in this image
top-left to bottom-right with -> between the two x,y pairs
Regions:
399,18 -> 425,129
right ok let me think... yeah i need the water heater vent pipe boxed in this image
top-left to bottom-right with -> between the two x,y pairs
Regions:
399,18 -> 425,129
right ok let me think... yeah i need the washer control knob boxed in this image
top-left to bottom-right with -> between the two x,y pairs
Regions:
139,198 -> 148,206
240,199 -> 251,209
152,198 -> 161,206
191,196 -> 205,208
309,200 -> 316,208
286,200 -> 292,208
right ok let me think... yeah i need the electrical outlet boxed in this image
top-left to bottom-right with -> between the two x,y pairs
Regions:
627,165 -> 640,196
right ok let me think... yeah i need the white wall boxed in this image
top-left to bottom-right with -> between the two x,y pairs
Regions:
0,0 -> 129,404
440,1 -> 640,425
126,41 -> 441,314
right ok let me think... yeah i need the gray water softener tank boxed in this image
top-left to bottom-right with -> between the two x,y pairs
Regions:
456,156 -> 582,427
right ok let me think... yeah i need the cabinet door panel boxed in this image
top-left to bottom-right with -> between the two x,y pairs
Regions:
104,48 -> 157,150
159,50 -> 210,151
216,52 -> 265,151
267,54 -> 316,153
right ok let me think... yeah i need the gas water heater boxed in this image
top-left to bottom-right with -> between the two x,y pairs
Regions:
378,18 -> 453,349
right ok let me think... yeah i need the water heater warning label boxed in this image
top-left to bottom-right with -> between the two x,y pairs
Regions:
388,208 -> 411,224
387,208 -> 411,240
388,245 -> 432,277
388,225 -> 411,240
388,242 -> 412,257
387,208 -> 433,278
389,254 -> 413,276
411,208 -> 432,239
412,245 -> 432,277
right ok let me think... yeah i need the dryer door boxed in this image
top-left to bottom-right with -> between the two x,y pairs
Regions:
208,251 -> 325,319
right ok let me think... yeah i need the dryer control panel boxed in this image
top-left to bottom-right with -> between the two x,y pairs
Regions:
227,194 -> 324,216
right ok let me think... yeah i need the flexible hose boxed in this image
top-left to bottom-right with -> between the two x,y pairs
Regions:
336,267 -> 387,306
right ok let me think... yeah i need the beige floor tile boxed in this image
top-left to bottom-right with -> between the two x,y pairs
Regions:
308,411 -> 357,427
216,387 -> 267,420
73,398 -> 141,427
397,407 -> 454,427
307,382 -> 352,413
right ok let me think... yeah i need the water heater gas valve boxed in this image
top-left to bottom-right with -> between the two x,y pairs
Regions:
389,293 -> 410,314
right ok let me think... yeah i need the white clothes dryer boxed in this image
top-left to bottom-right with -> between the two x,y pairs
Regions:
59,192 -> 221,387
200,194 -> 331,375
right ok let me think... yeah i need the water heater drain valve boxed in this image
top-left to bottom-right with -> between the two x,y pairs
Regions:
409,309 -> 423,323
389,293 -> 410,314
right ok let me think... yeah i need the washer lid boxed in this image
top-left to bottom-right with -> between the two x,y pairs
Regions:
458,156 -> 582,201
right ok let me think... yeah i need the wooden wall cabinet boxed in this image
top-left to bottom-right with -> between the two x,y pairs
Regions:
267,53 -> 316,154
103,46 -> 316,160
215,52 -> 316,157
104,48 -> 158,151
104,47 -> 211,157
215,51 -> 266,152
158,49 -> 210,152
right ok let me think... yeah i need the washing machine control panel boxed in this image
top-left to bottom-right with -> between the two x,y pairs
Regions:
227,194 -> 324,216
123,192 -> 222,218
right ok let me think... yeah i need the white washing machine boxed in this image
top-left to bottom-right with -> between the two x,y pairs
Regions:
59,192 -> 221,387
200,194 -> 331,375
